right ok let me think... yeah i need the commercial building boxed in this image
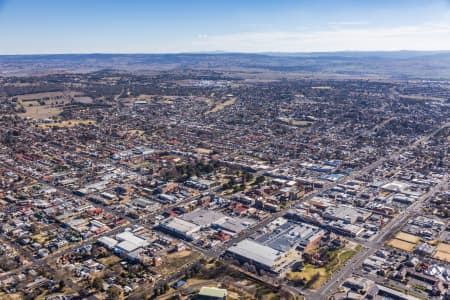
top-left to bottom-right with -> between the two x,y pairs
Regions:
158,217 -> 201,240
226,239 -> 283,272
323,205 -> 372,224
256,219 -> 324,252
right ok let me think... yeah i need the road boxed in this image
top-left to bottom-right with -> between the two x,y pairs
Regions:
306,121 -> 449,300
0,110 -> 447,299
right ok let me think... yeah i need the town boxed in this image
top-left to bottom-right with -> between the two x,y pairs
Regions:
0,68 -> 449,300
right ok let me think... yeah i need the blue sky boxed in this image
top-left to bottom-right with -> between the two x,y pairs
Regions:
1,0 -> 450,54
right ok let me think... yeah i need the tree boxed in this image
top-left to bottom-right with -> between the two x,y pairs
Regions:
58,280 -> 65,291
306,272 -> 320,288
255,175 -> 265,185
107,285 -> 122,300
92,277 -> 104,291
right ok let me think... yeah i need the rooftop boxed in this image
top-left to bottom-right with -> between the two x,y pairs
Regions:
227,239 -> 282,269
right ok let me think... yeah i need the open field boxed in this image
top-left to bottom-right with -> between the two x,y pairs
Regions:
287,247 -> 358,290
387,239 -> 416,252
312,86 -> 333,90
395,232 -> 421,244
195,148 -> 214,154
206,98 -> 236,114
288,264 -> 327,289
433,243 -> 450,262
436,242 -> 450,253
127,129 -> 145,135
98,255 -> 122,267
197,97 -> 214,106
399,94 -> 446,102
14,91 -> 80,119
434,251 -> 450,262
19,107 -> 62,119
279,117 -> 313,127
153,250 -> 203,276
37,119 -> 96,128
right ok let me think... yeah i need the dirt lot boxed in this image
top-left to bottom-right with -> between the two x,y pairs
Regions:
433,243 -> 450,262
395,232 -> 420,244
279,117 -> 313,127
436,242 -> 450,253
387,238 -> 416,252
195,148 -> 213,155
434,251 -> 450,262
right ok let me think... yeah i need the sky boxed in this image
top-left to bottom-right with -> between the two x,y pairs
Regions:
1,0 -> 450,54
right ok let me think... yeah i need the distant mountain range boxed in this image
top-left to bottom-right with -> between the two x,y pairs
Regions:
2,51 -> 450,79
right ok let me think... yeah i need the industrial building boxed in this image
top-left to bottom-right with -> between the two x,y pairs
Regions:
226,239 -> 283,272
256,219 -> 325,252
158,217 -> 201,240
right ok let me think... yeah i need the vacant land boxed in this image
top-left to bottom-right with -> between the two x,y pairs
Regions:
312,86 -> 333,90
279,117 -> 313,127
387,239 -> 416,252
37,119 -> 96,128
395,232 -> 420,244
386,231 -> 420,252
287,247 -> 358,290
20,107 -> 62,119
288,264 -> 327,289
14,91 -> 78,119
206,98 -> 236,114
399,94 -> 446,102
98,255 -> 122,267
197,97 -> 214,106
433,243 -> 450,262
154,250 -> 203,276
195,148 -> 214,154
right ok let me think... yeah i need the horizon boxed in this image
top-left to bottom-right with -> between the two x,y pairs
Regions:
2,50 -> 450,57
2,0 -> 450,54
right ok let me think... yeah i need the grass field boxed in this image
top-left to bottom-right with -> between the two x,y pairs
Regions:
287,264 -> 327,289
37,119 -> 96,128
98,255 -> 122,267
154,250 -> 203,276
15,91 -> 77,119
287,247 -> 358,290
197,97 -> 214,106
206,98 -> 236,114
20,107 -> 62,119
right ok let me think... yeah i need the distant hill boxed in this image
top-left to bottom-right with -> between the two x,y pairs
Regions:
2,51 -> 450,79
